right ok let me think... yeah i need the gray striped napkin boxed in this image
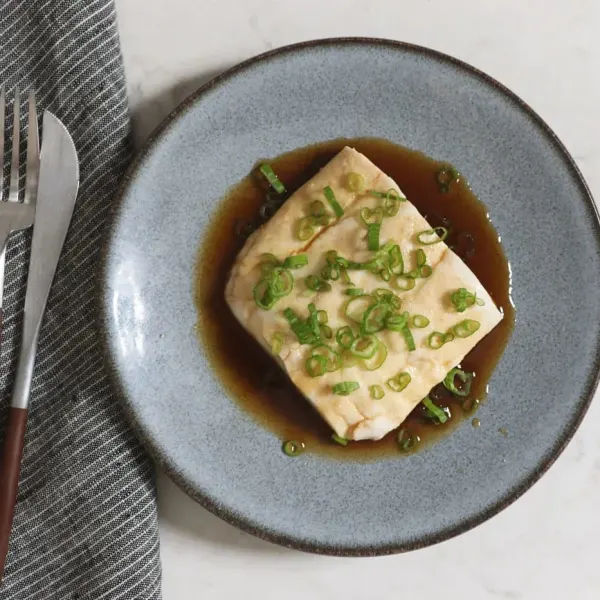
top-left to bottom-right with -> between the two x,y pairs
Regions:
0,1 -> 161,598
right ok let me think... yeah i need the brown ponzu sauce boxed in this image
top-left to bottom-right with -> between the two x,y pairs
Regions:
195,138 -> 514,460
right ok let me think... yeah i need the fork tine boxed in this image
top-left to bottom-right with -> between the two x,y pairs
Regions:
7,88 -> 19,203
0,87 -> 5,202
24,91 -> 39,206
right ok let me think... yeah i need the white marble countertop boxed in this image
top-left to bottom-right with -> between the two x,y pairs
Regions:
115,1 -> 600,598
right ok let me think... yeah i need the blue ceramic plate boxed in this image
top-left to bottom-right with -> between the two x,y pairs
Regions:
100,39 -> 600,555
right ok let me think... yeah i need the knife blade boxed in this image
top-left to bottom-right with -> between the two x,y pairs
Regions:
11,111 -> 79,409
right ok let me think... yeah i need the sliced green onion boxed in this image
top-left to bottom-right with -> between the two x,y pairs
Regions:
444,332 -> 455,343
417,227 -> 448,245
416,249 -> 427,268
332,433 -> 349,446
333,381 -> 360,395
336,255 -> 349,268
271,331 -> 284,354
367,223 -> 381,251
283,255 -> 308,269
324,186 -> 344,218
436,165 -> 460,193
450,288 -> 480,312
397,429 -> 420,452
387,372 -> 411,392
324,250 -> 337,264
305,355 -> 327,377
312,345 -> 341,372
369,385 -> 385,400
345,295 -> 375,323
310,200 -> 326,217
385,314 -> 408,332
317,310 -> 328,324
297,216 -> 316,240
427,331 -> 446,350
422,397 -> 449,424
401,326 -> 416,352
419,264 -> 432,278
453,319 -> 481,338
260,163 -> 286,194
384,189 -> 403,216
272,269 -> 294,296
411,315 -> 430,328
369,188 -> 405,202
362,339 -> 388,371
346,172 -> 366,193
253,279 -> 277,310
321,325 -> 333,339
282,440 -> 305,457
443,368 -> 473,397
394,275 -> 416,292
284,306 -> 320,345
346,288 -> 364,297
388,244 -> 404,274
350,334 -> 378,359
336,326 -> 355,349
305,275 -> 331,292
360,206 -> 384,225
321,262 -> 340,281
361,303 -> 389,335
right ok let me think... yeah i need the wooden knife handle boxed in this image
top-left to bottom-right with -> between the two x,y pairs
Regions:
0,407 -> 28,582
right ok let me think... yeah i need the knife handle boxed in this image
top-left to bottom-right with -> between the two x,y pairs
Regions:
0,407 -> 28,581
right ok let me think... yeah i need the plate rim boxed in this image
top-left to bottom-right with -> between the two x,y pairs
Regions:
98,37 -> 600,556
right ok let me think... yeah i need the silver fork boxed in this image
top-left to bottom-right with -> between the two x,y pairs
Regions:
0,88 -> 39,579
0,88 -> 39,338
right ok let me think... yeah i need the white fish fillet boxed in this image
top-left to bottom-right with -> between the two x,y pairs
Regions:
226,147 -> 503,441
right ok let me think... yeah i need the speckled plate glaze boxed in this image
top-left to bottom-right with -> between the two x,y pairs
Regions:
100,39 -> 600,555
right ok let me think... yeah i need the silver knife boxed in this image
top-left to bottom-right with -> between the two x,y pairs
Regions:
11,111 -> 80,408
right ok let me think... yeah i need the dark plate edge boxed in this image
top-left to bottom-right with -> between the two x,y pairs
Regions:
97,37 -> 600,556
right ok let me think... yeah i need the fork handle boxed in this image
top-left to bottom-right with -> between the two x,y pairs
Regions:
0,407 -> 28,581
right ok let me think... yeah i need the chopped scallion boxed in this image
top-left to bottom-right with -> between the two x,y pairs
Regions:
336,326 -> 355,349
436,165 -> 460,194
422,397 -> 449,424
367,223 -> 381,251
443,368 -> 473,397
427,331 -> 446,350
350,334 -> 378,359
305,355 -> 327,377
332,381 -> 360,395
324,186 -> 344,218
387,371 -> 411,392
346,172 -> 366,193
297,216 -> 316,241
417,227 -> 448,245
401,326 -> 416,352
362,338 -> 388,371
259,163 -> 286,194
369,385 -> 385,400
283,255 -> 308,269
332,433 -> 349,446
282,440 -> 305,457
411,314 -> 430,328
397,429 -> 420,452
453,319 -> 481,338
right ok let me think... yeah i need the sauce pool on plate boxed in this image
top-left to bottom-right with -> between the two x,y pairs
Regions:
195,137 -> 514,460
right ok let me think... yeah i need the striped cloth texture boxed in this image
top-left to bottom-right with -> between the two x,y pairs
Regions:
0,1 -> 161,598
